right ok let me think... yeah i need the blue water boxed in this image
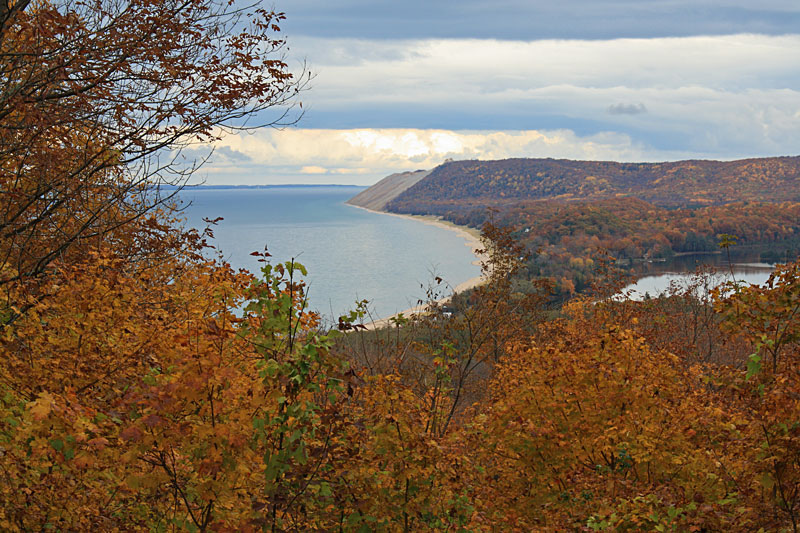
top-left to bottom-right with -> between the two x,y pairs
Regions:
179,186 -> 481,321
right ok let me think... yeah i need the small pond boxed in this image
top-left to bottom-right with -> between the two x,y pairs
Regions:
622,251 -> 777,300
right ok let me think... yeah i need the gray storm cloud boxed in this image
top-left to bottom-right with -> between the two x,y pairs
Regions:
282,0 -> 800,40
607,103 -> 648,115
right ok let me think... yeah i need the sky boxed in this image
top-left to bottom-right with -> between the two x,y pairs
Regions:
197,0 -> 800,185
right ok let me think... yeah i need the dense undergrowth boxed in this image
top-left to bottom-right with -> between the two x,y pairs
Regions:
3,209 -> 800,530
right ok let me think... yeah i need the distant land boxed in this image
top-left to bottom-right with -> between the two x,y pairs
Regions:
166,184 -> 364,190
364,156 -> 800,216
350,155 -> 800,298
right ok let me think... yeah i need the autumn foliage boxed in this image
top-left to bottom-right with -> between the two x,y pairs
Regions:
387,158 -> 800,299
4,0 -> 800,531
388,156 -> 800,212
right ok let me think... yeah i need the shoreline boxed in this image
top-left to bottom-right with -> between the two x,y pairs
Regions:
345,203 -> 488,329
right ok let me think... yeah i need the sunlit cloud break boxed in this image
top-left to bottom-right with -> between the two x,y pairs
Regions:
199,127 -> 704,185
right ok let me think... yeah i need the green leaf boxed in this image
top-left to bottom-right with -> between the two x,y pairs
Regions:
746,353 -> 762,380
318,482 -> 332,497
264,359 -> 280,378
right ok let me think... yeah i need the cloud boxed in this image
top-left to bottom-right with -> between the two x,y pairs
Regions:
196,127 -> 699,185
199,33 -> 800,185
293,35 -> 800,102
282,34 -> 800,157
281,1 -> 800,40
299,165 -> 328,174
213,145 -> 252,163
607,103 -> 647,115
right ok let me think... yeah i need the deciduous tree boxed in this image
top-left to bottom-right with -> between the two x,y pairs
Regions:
0,0 -> 305,289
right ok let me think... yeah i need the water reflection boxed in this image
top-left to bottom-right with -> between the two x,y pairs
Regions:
622,252 -> 775,300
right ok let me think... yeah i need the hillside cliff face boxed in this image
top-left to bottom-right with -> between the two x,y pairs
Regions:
345,169 -> 430,211
383,156 -> 800,215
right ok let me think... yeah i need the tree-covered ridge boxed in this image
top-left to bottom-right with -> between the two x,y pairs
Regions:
387,156 -> 800,214
443,198 -> 800,295
377,157 -> 800,299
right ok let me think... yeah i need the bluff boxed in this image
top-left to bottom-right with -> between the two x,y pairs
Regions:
381,156 -> 800,216
346,169 -> 430,211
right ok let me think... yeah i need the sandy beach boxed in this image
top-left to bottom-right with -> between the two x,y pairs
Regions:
346,204 -> 489,329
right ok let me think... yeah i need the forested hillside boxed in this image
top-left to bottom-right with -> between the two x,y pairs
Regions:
387,156 -> 800,214
376,156 -> 800,298
448,197 -> 800,295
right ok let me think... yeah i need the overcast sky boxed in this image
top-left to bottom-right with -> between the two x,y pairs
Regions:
198,0 -> 800,185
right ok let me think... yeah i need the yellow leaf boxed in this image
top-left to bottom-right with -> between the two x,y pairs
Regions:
29,392 -> 54,421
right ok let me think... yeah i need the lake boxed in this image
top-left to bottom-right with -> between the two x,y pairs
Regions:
179,186 -> 481,321
623,251 -> 776,299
